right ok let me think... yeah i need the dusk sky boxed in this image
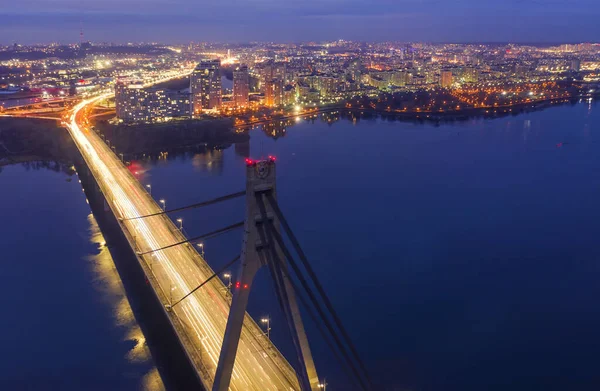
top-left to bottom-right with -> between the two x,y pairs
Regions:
2,0 -> 600,44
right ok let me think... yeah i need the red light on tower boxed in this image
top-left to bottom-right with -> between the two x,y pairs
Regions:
245,158 -> 254,166
268,155 -> 276,162
235,281 -> 241,289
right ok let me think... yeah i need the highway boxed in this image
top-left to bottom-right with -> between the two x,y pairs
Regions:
65,76 -> 300,390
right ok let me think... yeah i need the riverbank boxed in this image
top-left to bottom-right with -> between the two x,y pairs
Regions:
0,118 -> 76,163
94,117 -> 248,155
235,93 -> 597,129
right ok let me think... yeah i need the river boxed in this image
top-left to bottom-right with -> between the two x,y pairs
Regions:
1,99 -> 600,390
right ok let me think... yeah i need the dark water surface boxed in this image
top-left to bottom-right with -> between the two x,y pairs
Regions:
0,165 -> 164,390
2,100 -> 600,390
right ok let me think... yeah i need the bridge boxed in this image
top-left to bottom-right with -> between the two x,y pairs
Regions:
64,75 -> 371,391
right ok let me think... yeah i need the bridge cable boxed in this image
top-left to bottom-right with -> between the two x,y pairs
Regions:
256,195 -> 370,391
286,273 -> 361,391
138,221 -> 244,256
124,190 -> 245,221
258,219 -> 362,390
262,217 -> 371,391
255,195 -> 313,391
170,254 -> 241,309
265,193 -> 374,390
260,249 -> 316,389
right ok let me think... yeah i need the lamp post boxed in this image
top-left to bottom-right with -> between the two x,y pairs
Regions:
159,199 -> 166,211
223,272 -> 232,292
146,184 -> 152,195
318,380 -> 328,391
261,317 -> 271,340
197,243 -> 205,257
119,153 -> 124,162
176,218 -> 183,231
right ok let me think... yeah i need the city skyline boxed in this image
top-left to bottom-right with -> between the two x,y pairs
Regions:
2,0 -> 600,44
3,2 -> 600,390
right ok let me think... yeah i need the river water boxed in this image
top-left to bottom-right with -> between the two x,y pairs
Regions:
1,99 -> 600,390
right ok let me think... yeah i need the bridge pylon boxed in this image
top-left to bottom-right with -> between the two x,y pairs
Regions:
212,157 -> 320,391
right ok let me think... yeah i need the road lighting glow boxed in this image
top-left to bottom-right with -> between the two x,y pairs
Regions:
62,69 -> 299,390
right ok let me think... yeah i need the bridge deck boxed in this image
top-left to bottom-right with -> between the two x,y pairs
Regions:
66,94 -> 300,391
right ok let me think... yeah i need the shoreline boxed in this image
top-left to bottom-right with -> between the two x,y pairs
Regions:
235,92 -> 598,128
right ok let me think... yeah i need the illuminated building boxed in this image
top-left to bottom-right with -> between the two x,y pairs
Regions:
190,59 -> 222,115
317,75 -> 338,97
115,81 -> 151,122
115,81 -> 190,123
283,85 -> 296,105
347,58 -> 362,82
296,81 -> 310,101
273,79 -> 284,106
462,67 -> 479,83
273,62 -> 287,83
233,65 -> 249,108
264,79 -> 275,106
391,71 -> 408,87
571,58 -> 581,72
440,70 -> 453,88
264,78 -> 284,106
259,61 -> 274,92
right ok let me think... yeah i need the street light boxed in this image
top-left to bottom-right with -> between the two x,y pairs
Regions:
223,272 -> 232,292
159,199 -> 166,211
119,153 -> 124,162
197,243 -> 205,257
146,184 -> 152,195
176,218 -> 183,231
261,317 -> 271,340
318,379 -> 328,390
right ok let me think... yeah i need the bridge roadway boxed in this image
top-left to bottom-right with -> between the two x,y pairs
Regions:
66,92 -> 300,391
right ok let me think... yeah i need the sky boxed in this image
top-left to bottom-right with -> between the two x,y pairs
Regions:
1,0 -> 600,44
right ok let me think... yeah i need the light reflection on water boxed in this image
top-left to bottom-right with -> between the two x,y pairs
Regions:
87,214 -> 165,391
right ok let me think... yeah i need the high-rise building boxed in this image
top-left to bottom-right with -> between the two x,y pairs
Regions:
233,65 -> 249,108
190,59 -> 222,115
440,71 -> 453,88
264,78 -> 284,107
259,61 -> 274,93
347,58 -> 362,82
273,79 -> 284,106
115,81 -> 190,123
571,58 -> 581,72
264,79 -> 275,106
